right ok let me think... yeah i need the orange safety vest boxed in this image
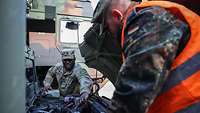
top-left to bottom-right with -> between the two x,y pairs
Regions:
121,1 -> 200,113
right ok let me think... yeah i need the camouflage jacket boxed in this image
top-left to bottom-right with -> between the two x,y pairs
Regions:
111,6 -> 190,113
43,62 -> 93,96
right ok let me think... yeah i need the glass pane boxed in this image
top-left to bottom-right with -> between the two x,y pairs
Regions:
60,20 -> 78,43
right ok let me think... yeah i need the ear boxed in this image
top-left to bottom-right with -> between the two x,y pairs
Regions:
112,9 -> 123,21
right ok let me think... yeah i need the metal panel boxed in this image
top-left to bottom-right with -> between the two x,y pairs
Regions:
0,0 -> 25,112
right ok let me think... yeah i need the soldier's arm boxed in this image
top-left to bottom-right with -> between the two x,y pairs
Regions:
112,6 -> 190,113
43,66 -> 56,87
74,64 -> 93,94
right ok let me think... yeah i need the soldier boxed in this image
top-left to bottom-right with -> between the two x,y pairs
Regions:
43,49 -> 93,103
91,0 -> 200,113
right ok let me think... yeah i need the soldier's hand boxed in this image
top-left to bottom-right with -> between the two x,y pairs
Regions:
80,92 -> 89,103
64,96 -> 74,103
43,85 -> 52,92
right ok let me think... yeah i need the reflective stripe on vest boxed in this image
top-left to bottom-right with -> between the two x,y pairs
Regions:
148,54 -> 200,113
132,1 -> 200,113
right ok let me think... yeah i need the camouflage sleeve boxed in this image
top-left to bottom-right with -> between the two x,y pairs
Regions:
43,66 -> 57,87
112,6 -> 190,113
74,64 -> 93,94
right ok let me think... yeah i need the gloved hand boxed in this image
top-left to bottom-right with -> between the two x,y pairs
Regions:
64,96 -> 74,103
64,96 -> 81,106
80,92 -> 89,103
43,85 -> 52,92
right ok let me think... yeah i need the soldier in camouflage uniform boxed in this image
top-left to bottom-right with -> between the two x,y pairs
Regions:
91,0 -> 191,113
43,49 -> 93,102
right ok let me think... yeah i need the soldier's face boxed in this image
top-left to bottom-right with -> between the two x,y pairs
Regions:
63,59 -> 75,70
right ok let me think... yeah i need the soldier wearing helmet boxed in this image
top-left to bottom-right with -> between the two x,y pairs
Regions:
43,49 -> 93,103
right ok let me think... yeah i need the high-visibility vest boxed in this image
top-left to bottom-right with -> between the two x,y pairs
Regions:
121,1 -> 200,113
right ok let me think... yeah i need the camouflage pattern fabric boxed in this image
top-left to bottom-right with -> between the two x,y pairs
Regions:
43,62 -> 93,96
110,6 -> 190,113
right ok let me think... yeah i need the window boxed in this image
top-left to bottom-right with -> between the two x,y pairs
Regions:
60,20 -> 78,43
60,20 -> 92,44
